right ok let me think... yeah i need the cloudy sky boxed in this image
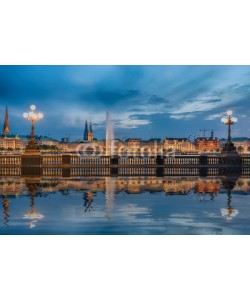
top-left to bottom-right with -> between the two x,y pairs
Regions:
0,65 -> 250,140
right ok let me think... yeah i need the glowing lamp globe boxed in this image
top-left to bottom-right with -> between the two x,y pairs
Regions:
30,105 -> 36,111
221,117 -> 227,123
227,110 -> 233,116
38,113 -> 43,119
231,117 -> 238,123
23,112 -> 28,118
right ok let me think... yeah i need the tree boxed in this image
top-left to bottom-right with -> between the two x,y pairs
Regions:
238,146 -> 244,153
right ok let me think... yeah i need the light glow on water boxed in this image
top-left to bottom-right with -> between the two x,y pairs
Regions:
0,176 -> 250,235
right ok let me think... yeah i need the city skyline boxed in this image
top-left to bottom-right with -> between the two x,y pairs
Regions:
0,65 -> 250,140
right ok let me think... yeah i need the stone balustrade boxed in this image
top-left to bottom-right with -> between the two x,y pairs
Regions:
0,154 -> 249,168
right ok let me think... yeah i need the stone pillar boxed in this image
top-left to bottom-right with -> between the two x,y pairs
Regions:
62,155 -> 71,177
156,155 -> 164,177
110,155 -> 118,176
21,151 -> 42,176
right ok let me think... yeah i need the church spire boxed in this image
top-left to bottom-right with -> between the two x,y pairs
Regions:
3,106 -> 10,135
84,121 -> 88,140
89,121 -> 93,133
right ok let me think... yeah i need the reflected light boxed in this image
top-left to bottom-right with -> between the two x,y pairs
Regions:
23,211 -> 44,220
221,208 -> 239,220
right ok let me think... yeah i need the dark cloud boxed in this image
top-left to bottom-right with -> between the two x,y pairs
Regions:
0,65 -> 249,139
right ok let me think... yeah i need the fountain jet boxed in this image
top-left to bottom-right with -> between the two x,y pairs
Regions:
106,112 -> 114,155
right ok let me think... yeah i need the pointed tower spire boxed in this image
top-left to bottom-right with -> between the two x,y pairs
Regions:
84,121 -> 88,140
87,121 -> 93,142
3,106 -> 10,135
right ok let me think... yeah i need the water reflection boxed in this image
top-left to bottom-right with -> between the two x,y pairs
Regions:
83,191 -> 94,213
2,196 -> 10,226
0,175 -> 249,234
221,177 -> 239,220
105,177 -> 115,220
22,180 -> 44,229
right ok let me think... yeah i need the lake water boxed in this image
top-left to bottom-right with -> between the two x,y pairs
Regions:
0,175 -> 250,235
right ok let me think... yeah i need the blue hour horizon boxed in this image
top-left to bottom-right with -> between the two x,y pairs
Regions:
0,65 -> 250,141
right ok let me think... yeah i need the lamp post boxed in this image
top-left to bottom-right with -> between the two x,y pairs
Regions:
219,110 -> 242,175
221,110 -> 238,152
23,105 -> 43,151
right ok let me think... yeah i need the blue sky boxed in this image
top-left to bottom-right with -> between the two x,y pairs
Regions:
0,65 -> 250,140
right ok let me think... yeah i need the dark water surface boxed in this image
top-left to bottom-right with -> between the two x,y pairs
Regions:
0,175 -> 250,235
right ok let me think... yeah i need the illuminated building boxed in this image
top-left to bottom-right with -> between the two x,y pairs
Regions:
163,138 -> 195,153
195,131 -> 220,153
125,138 -> 141,155
0,106 -> 22,150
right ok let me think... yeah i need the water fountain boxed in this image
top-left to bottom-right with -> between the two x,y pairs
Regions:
106,112 -> 114,155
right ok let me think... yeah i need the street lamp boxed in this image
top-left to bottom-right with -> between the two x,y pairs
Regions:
23,105 -> 43,151
221,110 -> 238,152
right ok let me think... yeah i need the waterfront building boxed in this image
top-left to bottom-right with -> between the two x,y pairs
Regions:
124,138 -> 163,156
0,134 -> 22,150
163,138 -> 195,153
125,138 -> 141,155
141,138 -> 163,155
58,140 -> 106,154
0,106 -> 22,150
195,132 -> 220,153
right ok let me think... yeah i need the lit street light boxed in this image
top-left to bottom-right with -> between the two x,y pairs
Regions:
23,105 -> 44,151
221,110 -> 238,152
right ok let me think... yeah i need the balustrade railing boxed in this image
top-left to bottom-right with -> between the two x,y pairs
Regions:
70,167 -> 111,176
119,157 -> 156,165
70,156 -> 110,165
242,156 -> 250,165
164,156 -> 200,165
0,156 -> 21,165
42,156 -> 62,165
0,168 -> 21,175
118,167 -> 156,175
164,168 -> 200,175
0,154 -> 249,167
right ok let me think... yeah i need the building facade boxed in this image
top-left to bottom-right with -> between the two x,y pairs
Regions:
195,137 -> 220,153
0,106 -> 22,150
163,138 -> 196,153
